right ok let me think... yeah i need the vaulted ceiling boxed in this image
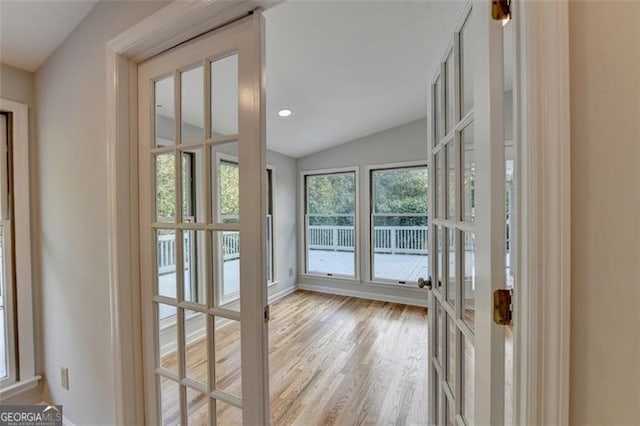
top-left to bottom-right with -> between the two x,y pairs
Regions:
0,0 -> 98,72
1,0 -> 467,158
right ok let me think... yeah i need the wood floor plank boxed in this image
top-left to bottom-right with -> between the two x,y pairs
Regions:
160,290 -> 429,425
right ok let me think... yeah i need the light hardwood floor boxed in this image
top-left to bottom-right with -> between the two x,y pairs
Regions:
160,290 -> 429,425
269,291 -> 428,425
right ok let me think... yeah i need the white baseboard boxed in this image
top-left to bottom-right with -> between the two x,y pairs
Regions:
297,283 -> 427,307
268,284 -> 297,304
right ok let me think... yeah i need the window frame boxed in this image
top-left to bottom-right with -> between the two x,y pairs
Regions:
265,166 -> 276,285
364,160 -> 429,287
215,152 -> 277,289
0,112 -> 16,387
301,167 -> 360,281
0,98 -> 38,399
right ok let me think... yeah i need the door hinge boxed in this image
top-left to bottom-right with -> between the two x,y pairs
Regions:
493,289 -> 513,326
264,305 -> 270,323
491,0 -> 512,21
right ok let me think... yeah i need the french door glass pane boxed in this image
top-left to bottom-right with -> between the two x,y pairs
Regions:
460,11 -> 474,117
182,148 -> 204,223
213,142 -> 240,224
446,142 -> 456,219
461,124 -> 475,222
214,317 -> 242,398
505,158 -> 515,289
462,334 -> 475,424
186,387 -> 209,425
155,75 -> 175,147
436,226 -> 443,290
183,230 -> 206,305
157,304 -> 178,373
462,231 -> 476,329
181,65 -> 204,143
435,151 -> 443,219
184,310 -> 208,385
216,400 -> 242,425
436,300 -> 443,363
305,172 -> 356,277
434,75 -> 443,144
159,376 -> 180,426
371,167 -> 428,283
213,231 -> 240,312
433,369 -> 440,425
445,51 -> 455,134
446,315 -> 456,387
156,230 -> 177,299
446,228 -> 456,303
155,153 -> 176,222
211,54 -> 239,137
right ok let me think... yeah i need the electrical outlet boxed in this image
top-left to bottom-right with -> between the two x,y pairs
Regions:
61,367 -> 69,390
289,268 -> 293,277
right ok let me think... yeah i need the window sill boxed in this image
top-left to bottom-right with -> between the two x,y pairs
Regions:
365,279 -> 422,290
0,375 -> 42,400
300,273 -> 360,284
267,280 -> 279,287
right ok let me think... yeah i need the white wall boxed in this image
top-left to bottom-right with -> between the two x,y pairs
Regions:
34,2 -> 168,423
0,63 -> 43,404
569,1 -> 640,423
296,118 -> 429,305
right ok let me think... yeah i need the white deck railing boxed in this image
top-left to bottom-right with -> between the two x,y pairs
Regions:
157,232 -> 240,275
307,225 -> 429,255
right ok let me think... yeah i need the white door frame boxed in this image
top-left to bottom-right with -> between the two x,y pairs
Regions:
106,0 -> 570,424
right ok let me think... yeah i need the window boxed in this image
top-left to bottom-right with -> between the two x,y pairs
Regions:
0,112 -> 15,385
217,157 -> 275,291
370,165 -> 428,284
0,99 -> 37,398
304,170 -> 357,278
266,168 -> 274,284
217,157 -> 241,305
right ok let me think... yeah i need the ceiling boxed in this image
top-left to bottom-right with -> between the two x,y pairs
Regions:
1,0 -> 474,159
158,0 -> 465,158
0,0 -> 98,72
264,1 -> 465,157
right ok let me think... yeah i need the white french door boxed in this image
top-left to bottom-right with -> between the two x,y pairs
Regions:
426,2 -> 507,425
138,12 -> 269,425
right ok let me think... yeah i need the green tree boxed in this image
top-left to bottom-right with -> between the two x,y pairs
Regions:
373,167 -> 428,226
155,154 -> 175,220
220,161 -> 239,223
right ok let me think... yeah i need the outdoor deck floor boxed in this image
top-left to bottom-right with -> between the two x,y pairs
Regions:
308,250 -> 429,282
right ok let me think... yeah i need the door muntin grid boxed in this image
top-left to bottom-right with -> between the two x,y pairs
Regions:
430,5 -> 477,426
140,16 -> 267,425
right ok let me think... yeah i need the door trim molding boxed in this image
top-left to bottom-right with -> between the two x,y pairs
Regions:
106,1 -> 280,423
106,0 -> 571,424
515,1 -> 571,424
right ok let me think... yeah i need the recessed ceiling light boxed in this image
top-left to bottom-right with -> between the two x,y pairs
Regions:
278,108 -> 292,117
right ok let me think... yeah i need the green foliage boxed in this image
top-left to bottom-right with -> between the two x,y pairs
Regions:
373,168 -> 427,214
220,161 -> 239,223
307,173 -> 355,226
373,167 -> 428,226
155,154 -> 175,220
307,173 -> 355,215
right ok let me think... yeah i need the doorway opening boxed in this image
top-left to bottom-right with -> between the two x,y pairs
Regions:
132,0 -> 523,424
